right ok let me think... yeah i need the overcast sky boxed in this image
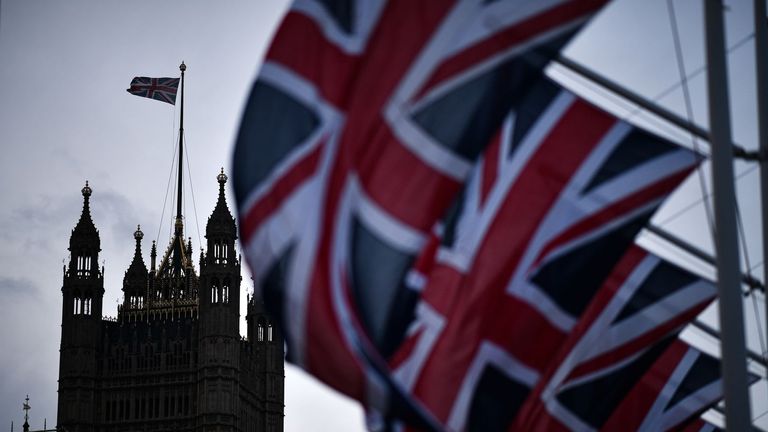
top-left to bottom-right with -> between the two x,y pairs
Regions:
0,0 -> 766,430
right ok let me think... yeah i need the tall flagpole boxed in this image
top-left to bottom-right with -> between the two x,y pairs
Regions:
704,0 -> 752,429
753,0 -> 768,364
176,61 -> 186,231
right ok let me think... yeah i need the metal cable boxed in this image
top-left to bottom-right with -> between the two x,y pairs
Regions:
183,132 -> 203,253
667,0 -> 717,240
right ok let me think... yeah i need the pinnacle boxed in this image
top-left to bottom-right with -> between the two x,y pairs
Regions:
207,169 -> 236,238
72,180 -> 99,243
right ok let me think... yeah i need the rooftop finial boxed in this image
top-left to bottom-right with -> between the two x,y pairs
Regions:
82,180 -> 92,199
134,224 -> 144,241
217,167 -> 228,185
23,395 -> 30,424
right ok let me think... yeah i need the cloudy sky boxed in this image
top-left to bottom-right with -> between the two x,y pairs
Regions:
0,0 -> 766,430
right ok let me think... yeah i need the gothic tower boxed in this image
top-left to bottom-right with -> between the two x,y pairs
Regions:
122,225 -> 148,310
57,182 -> 104,432
198,169 -> 242,430
246,298 -> 285,431
57,173 -> 284,431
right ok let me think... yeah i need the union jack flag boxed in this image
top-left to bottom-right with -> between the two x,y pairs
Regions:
388,77 -> 701,430
513,245 -> 718,430
234,1 -> 608,425
228,0 -> 735,428
126,77 -> 180,104
602,340 -> 758,431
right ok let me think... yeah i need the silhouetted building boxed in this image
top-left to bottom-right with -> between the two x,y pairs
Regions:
56,171 -> 284,432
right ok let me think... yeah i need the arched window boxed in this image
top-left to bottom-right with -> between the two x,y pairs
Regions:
267,324 -> 273,342
222,278 -> 230,304
211,278 -> 220,303
76,253 -> 92,276
73,296 -> 81,314
257,319 -> 266,342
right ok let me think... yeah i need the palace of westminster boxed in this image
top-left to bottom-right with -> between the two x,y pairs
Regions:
49,169 -> 284,431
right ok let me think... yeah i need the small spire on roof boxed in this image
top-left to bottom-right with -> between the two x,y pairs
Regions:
82,180 -> 92,198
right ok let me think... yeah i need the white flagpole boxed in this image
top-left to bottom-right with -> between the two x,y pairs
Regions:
704,0 -> 752,429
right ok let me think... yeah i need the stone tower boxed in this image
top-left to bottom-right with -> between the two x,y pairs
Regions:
198,169 -> 242,429
56,171 -> 285,432
57,182 -> 105,432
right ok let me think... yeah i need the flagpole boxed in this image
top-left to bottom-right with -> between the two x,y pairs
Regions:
552,55 -> 760,161
176,61 -> 186,230
704,0 -> 752,429
753,0 -> 768,364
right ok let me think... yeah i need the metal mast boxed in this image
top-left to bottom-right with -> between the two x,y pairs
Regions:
704,0 -> 752,428
176,61 -> 186,231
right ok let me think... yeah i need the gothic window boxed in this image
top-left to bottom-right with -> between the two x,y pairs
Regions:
223,278 -> 231,303
76,253 -> 92,276
211,278 -> 220,304
267,324 -> 273,342
73,296 -> 81,314
258,318 -> 266,342
213,240 -> 230,264
84,297 -> 91,315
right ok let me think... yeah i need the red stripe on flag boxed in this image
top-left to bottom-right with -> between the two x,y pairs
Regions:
413,0 -> 608,101
531,167 -> 698,272
266,12 -> 360,109
599,341 -> 690,431
358,129 -> 463,230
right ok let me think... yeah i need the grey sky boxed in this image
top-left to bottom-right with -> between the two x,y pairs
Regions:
0,0 -> 765,430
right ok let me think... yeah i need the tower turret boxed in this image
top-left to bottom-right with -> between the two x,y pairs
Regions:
122,225 -> 148,309
198,169 -> 242,429
58,181 -> 104,431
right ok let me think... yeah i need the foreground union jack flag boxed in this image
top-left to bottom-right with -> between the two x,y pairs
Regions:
232,0 -> 724,429
387,76 -> 703,430
233,1 -> 608,425
126,77 -> 180,105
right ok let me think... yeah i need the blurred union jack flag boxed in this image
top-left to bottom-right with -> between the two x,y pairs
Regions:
388,76 -> 703,431
126,77 -> 180,105
233,1 -> 609,426
229,0 -> 723,429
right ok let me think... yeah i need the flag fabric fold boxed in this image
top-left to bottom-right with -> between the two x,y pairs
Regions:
126,77 -> 180,104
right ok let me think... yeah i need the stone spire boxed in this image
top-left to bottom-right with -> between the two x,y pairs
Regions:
68,181 -> 100,278
71,181 -> 100,247
206,168 -> 237,239
124,226 -> 148,280
123,225 -> 148,308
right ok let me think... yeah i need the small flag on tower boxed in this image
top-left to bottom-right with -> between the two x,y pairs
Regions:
126,77 -> 180,105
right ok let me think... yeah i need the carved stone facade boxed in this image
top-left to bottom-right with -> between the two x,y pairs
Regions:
57,172 -> 284,432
